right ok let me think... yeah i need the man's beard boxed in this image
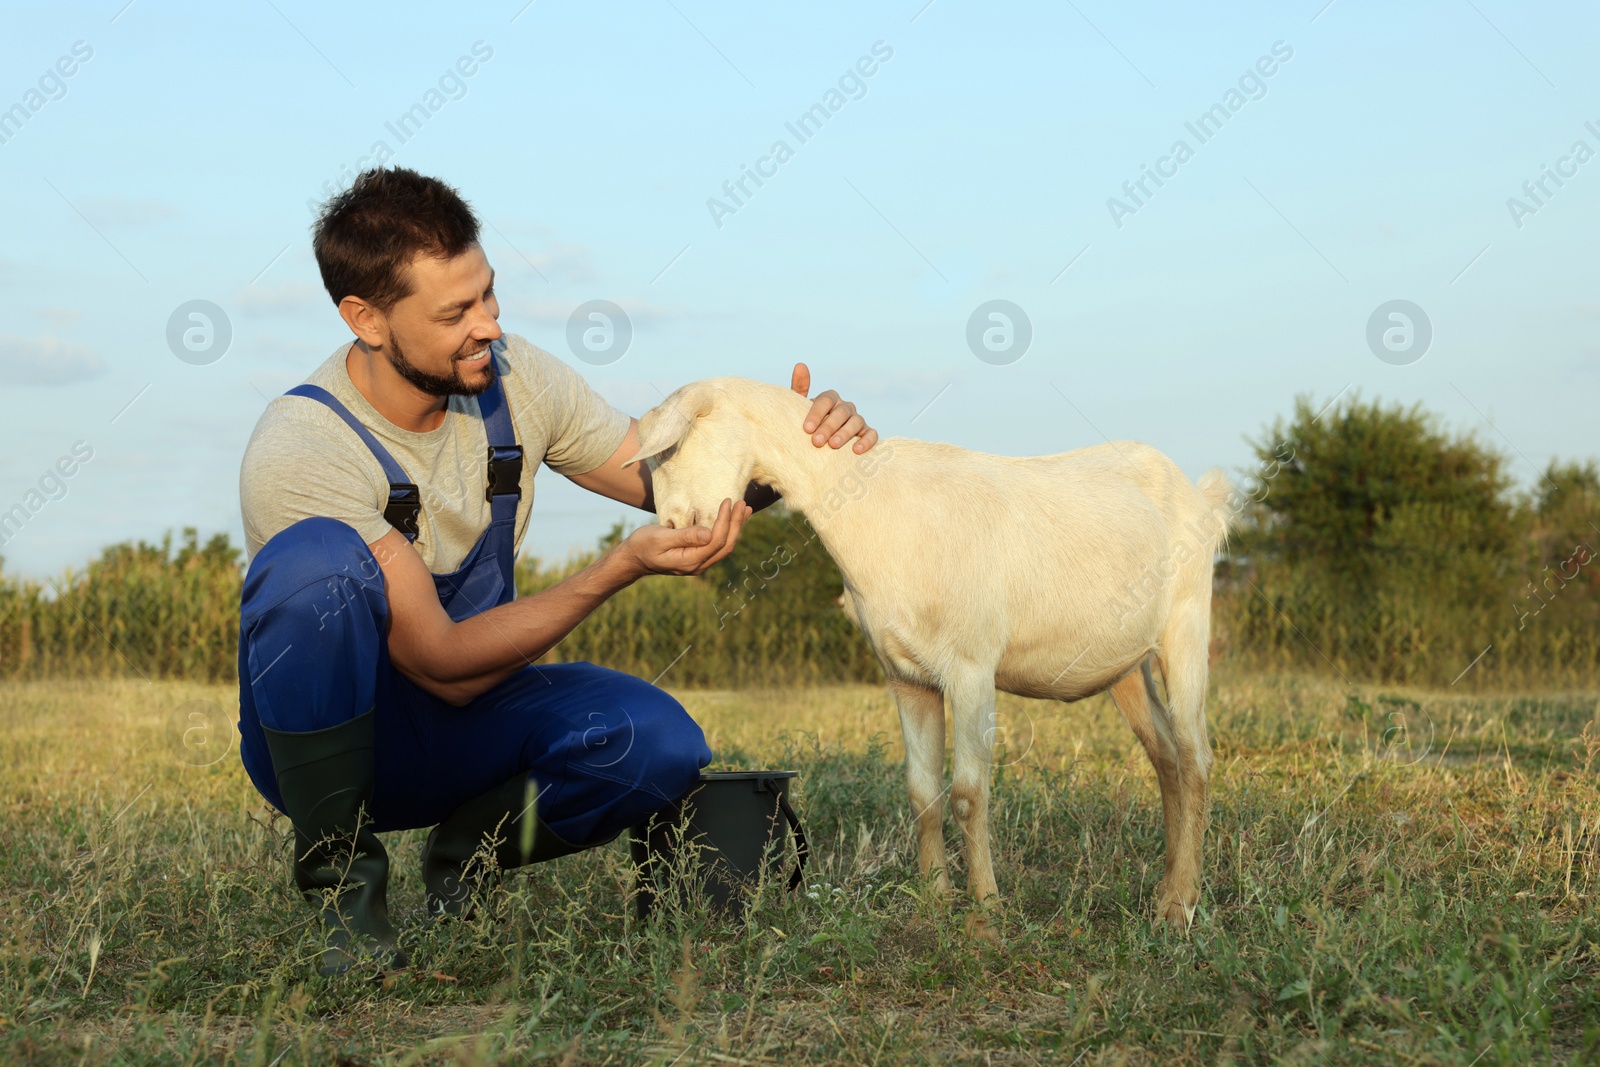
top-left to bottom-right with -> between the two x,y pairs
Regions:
386,333 -> 495,398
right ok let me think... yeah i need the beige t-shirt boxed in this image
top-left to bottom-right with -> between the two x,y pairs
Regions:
239,332 -> 632,573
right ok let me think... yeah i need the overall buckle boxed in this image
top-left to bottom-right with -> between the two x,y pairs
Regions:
485,445 -> 523,503
384,483 -> 422,538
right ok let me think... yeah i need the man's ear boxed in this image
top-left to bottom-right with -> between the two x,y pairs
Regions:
621,390 -> 713,469
338,295 -> 387,350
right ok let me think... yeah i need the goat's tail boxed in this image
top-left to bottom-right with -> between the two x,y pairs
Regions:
1195,468 -> 1236,549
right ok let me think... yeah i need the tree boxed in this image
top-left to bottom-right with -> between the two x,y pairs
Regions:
1531,459 -> 1599,572
1222,393 -> 1524,682
1236,393 -> 1518,578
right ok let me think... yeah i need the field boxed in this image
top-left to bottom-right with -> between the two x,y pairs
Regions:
2,671 -> 1597,1065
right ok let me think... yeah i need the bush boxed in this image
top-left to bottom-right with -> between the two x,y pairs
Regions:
1215,394 -> 1598,687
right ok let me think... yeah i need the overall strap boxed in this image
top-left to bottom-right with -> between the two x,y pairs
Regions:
283,384 -> 423,542
476,338 -> 523,522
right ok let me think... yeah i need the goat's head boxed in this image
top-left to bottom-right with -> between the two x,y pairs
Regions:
622,379 -> 755,531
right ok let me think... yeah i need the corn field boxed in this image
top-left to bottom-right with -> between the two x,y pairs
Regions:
0,508 -> 1594,692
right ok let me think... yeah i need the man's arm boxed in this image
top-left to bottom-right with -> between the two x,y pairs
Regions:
375,496 -> 754,707
391,361 -> 877,704
565,362 -> 879,512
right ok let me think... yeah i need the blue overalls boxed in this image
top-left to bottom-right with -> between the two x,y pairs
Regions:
235,347 -> 712,847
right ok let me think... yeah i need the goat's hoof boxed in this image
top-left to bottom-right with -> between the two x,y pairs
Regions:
962,910 -> 1002,944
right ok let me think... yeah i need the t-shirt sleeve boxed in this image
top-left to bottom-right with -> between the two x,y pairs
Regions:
523,342 -> 633,476
240,404 -> 393,558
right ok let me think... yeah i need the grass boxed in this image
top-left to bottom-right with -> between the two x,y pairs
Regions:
1,670 -> 1597,1065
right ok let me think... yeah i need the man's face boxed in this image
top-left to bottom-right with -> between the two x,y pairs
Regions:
380,242 -> 502,398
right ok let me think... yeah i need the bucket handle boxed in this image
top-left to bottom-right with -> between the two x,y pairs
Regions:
761,777 -> 809,893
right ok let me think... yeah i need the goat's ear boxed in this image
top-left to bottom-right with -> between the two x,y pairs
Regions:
620,392 -> 712,469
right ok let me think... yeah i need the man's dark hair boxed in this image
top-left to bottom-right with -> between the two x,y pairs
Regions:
311,166 -> 480,315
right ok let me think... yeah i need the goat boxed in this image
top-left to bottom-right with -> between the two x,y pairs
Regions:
622,377 -> 1234,939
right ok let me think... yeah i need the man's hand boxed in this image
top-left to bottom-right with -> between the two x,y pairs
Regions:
622,497 -> 753,577
791,363 -> 879,454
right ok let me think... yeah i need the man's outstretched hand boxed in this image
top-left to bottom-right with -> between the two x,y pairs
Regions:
791,363 -> 879,454
622,497 -> 753,577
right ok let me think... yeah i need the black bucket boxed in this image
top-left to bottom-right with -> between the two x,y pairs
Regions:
629,770 -> 809,920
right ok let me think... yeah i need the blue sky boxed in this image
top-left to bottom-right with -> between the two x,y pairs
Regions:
1,0 -> 1596,582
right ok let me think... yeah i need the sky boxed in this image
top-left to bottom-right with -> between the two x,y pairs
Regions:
1,0 -> 1596,584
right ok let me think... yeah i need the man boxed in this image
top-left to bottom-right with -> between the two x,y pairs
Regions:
236,165 -> 878,976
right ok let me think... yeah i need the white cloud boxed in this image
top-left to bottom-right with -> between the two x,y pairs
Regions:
0,334 -> 106,386
590,378 -> 666,413
833,365 -> 964,404
78,195 -> 178,227
583,368 -> 959,417
231,282 -> 325,316
247,371 -> 310,402
37,307 -> 82,331
504,295 -> 687,329
237,332 -> 336,367
480,221 -> 597,283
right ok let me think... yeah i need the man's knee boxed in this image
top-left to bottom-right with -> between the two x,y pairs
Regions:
239,517 -> 387,734
252,516 -> 379,579
632,692 -> 713,801
563,680 -> 708,794
244,517 -> 385,624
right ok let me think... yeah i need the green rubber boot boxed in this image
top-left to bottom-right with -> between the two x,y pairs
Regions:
421,771 -> 588,920
260,710 -> 407,977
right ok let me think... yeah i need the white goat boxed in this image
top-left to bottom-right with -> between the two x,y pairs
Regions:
623,377 -> 1234,939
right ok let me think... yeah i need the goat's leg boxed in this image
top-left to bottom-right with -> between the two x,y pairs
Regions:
947,669 -> 1002,942
1154,607 -> 1215,929
1108,663 -> 1183,899
889,678 -> 951,899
